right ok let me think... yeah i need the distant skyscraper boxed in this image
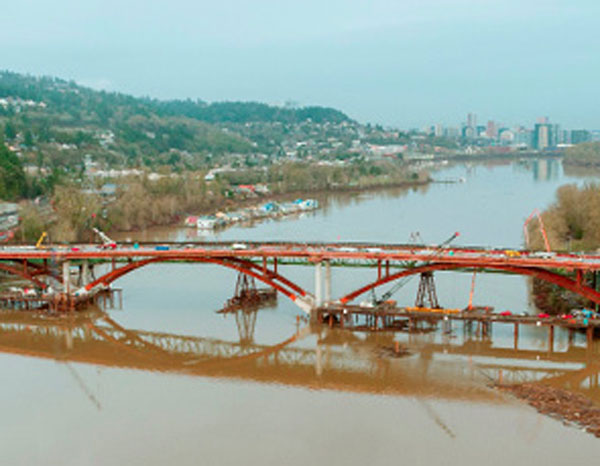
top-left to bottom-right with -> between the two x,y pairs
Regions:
462,126 -> 476,139
551,124 -> 561,146
533,123 -> 552,150
467,113 -> 477,129
571,130 -> 592,144
434,124 -> 444,137
462,113 -> 478,139
486,120 -> 498,139
514,127 -> 533,147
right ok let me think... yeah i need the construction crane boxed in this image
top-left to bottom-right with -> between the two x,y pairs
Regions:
523,209 -> 551,252
92,227 -> 117,249
375,232 -> 460,305
35,231 -> 48,249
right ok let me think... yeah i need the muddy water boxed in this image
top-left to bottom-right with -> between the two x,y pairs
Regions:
2,158 -> 600,464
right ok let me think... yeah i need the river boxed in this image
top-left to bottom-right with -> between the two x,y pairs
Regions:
2,157 -> 600,464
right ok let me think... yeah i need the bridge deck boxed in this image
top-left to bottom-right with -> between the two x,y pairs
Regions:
1,241 -> 600,270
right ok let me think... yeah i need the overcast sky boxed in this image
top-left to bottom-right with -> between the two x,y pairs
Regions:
2,0 -> 599,128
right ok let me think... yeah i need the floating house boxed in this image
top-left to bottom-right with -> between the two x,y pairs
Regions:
196,215 -> 225,230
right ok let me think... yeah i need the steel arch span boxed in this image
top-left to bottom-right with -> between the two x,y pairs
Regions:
0,262 -> 48,289
83,256 -> 313,311
339,262 -> 600,305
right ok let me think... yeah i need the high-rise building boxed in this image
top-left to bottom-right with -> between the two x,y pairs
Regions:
551,124 -> 561,147
571,130 -> 592,145
462,126 -> 476,139
463,113 -> 478,140
467,113 -> 477,129
486,120 -> 498,139
514,128 -> 533,147
533,123 -> 552,150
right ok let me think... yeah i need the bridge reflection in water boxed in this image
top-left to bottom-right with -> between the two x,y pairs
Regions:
0,309 -> 598,405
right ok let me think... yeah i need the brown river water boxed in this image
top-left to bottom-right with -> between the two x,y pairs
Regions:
2,158 -> 600,464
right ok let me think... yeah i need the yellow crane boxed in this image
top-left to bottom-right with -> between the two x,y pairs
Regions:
35,231 -> 48,249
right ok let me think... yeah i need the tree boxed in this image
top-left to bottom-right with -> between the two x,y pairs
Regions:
4,121 -> 16,140
0,141 -> 26,200
23,130 -> 34,148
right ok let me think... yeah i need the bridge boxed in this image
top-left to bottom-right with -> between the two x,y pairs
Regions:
1,241 -> 600,314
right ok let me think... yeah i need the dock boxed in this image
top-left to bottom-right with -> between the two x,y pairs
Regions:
316,304 -> 600,345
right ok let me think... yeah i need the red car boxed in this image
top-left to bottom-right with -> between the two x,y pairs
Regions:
537,313 -> 550,318
499,310 -> 512,316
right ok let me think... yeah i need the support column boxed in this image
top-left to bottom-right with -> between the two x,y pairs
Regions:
81,260 -> 91,286
324,260 -> 331,304
43,259 -> 48,287
595,271 -> 599,314
315,261 -> 323,308
62,261 -> 71,294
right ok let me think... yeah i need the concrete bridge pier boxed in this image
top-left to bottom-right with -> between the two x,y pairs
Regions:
62,260 -> 72,294
311,260 -> 332,321
325,260 -> 331,303
315,262 -> 323,308
76,260 -> 93,287
81,260 -> 92,286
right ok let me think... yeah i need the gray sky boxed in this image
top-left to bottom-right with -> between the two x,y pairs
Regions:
3,0 -> 599,128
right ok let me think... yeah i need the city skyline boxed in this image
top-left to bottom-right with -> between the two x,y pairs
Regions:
424,113 -> 597,149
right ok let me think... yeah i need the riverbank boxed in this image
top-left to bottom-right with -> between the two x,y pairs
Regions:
438,150 -> 563,163
562,142 -> 600,169
498,382 -> 600,438
18,159 -> 434,242
119,176 -> 431,235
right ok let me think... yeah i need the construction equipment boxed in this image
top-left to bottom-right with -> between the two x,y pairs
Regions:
35,231 -> 48,249
467,270 -> 477,310
375,232 -> 460,305
92,228 -> 117,249
523,209 -> 551,252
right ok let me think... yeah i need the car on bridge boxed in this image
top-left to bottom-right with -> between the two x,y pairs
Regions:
531,251 -> 556,259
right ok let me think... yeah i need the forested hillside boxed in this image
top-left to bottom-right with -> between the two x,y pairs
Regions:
0,71 -> 353,199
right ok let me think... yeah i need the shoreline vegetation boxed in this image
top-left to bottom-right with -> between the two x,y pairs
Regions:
563,142 -> 600,168
526,182 -> 600,253
526,162 -> 600,315
18,160 -> 431,242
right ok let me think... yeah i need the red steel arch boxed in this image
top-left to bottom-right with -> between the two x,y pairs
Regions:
0,262 -> 47,289
340,262 -> 600,305
84,255 -> 310,304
